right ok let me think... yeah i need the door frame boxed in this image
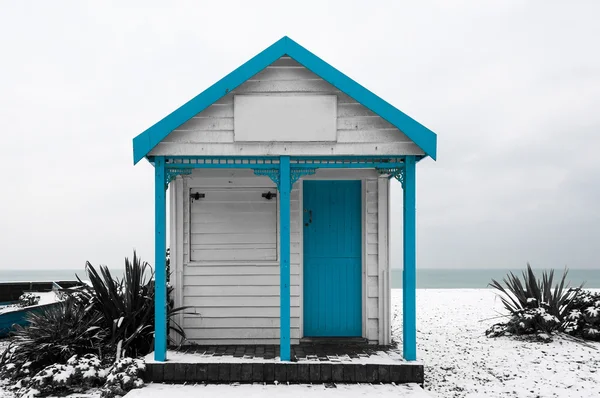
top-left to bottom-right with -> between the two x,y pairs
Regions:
298,170 -> 369,340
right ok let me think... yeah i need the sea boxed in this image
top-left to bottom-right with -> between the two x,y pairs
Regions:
0,268 -> 598,289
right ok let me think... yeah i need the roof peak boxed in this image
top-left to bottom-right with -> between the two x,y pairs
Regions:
133,36 -> 437,164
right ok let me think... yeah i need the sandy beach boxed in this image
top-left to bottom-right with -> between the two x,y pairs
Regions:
1,289 -> 599,397
394,289 -> 600,397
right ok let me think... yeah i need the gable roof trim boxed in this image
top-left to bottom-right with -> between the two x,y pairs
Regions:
133,36 -> 437,164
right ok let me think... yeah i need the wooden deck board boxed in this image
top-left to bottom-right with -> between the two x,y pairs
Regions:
144,344 -> 423,385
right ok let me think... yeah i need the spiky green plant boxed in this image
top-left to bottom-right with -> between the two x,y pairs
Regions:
489,264 -> 582,325
75,251 -> 186,358
0,298 -> 107,378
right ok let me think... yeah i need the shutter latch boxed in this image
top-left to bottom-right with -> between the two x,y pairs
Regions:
262,191 -> 277,200
190,192 -> 205,202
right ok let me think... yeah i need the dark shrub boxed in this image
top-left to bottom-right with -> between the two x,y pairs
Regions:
1,251 -> 186,388
563,288 -> 600,341
489,264 -> 579,321
5,354 -> 145,398
74,251 -> 186,358
24,354 -> 106,396
166,247 -> 171,283
487,264 -> 581,338
0,298 -> 107,378
99,357 -> 145,398
485,303 -> 560,339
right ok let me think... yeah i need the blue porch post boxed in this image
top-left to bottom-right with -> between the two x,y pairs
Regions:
279,156 -> 291,361
154,157 -> 167,361
403,156 -> 417,361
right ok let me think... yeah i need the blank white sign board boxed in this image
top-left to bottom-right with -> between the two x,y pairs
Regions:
234,95 -> 337,142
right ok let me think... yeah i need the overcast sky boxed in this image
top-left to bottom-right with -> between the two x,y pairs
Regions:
0,1 -> 598,271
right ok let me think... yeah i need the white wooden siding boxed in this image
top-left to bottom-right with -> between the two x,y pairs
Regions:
179,170 -> 301,345
377,177 -> 391,345
150,56 -> 423,157
189,188 -> 277,261
174,169 -> 388,345
365,179 -> 380,343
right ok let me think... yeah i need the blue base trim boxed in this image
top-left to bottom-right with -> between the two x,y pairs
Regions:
402,156 -> 417,361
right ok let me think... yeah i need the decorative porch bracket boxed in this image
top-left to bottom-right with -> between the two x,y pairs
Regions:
165,168 -> 192,189
253,167 -> 315,188
376,167 -> 405,188
291,168 -> 315,186
253,168 -> 280,188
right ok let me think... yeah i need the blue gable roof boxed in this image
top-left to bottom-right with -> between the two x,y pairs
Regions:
132,36 -> 437,164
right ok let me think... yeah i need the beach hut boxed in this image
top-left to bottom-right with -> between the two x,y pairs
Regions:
132,36 -> 437,363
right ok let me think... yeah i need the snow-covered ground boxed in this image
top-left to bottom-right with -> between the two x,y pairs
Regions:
0,339 -> 11,396
124,383 -> 430,397
0,339 -> 9,358
0,291 -> 61,314
1,289 -> 599,398
394,289 -> 600,398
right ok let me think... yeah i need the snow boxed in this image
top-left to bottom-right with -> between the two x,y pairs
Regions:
147,348 -> 410,365
123,383 -> 431,397
138,289 -> 600,397
0,291 -> 61,314
36,292 -> 60,306
2,289 -> 600,398
585,307 -> 599,317
53,366 -> 74,383
392,289 -> 600,398
82,367 -> 97,379
0,339 -> 9,354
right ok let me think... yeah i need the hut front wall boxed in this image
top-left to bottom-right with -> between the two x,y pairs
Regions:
169,169 -> 391,346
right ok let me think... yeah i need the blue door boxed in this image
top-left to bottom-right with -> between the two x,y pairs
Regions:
303,180 -> 362,337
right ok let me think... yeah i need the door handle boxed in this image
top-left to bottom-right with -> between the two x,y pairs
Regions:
304,209 -> 312,226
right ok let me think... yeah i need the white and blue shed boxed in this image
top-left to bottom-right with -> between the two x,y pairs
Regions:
132,36 -> 437,362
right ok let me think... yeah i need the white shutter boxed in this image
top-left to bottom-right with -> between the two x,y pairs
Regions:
189,188 -> 277,261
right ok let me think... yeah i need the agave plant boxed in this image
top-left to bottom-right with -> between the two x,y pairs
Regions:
0,298 -> 107,378
489,264 -> 582,323
74,251 -> 187,358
